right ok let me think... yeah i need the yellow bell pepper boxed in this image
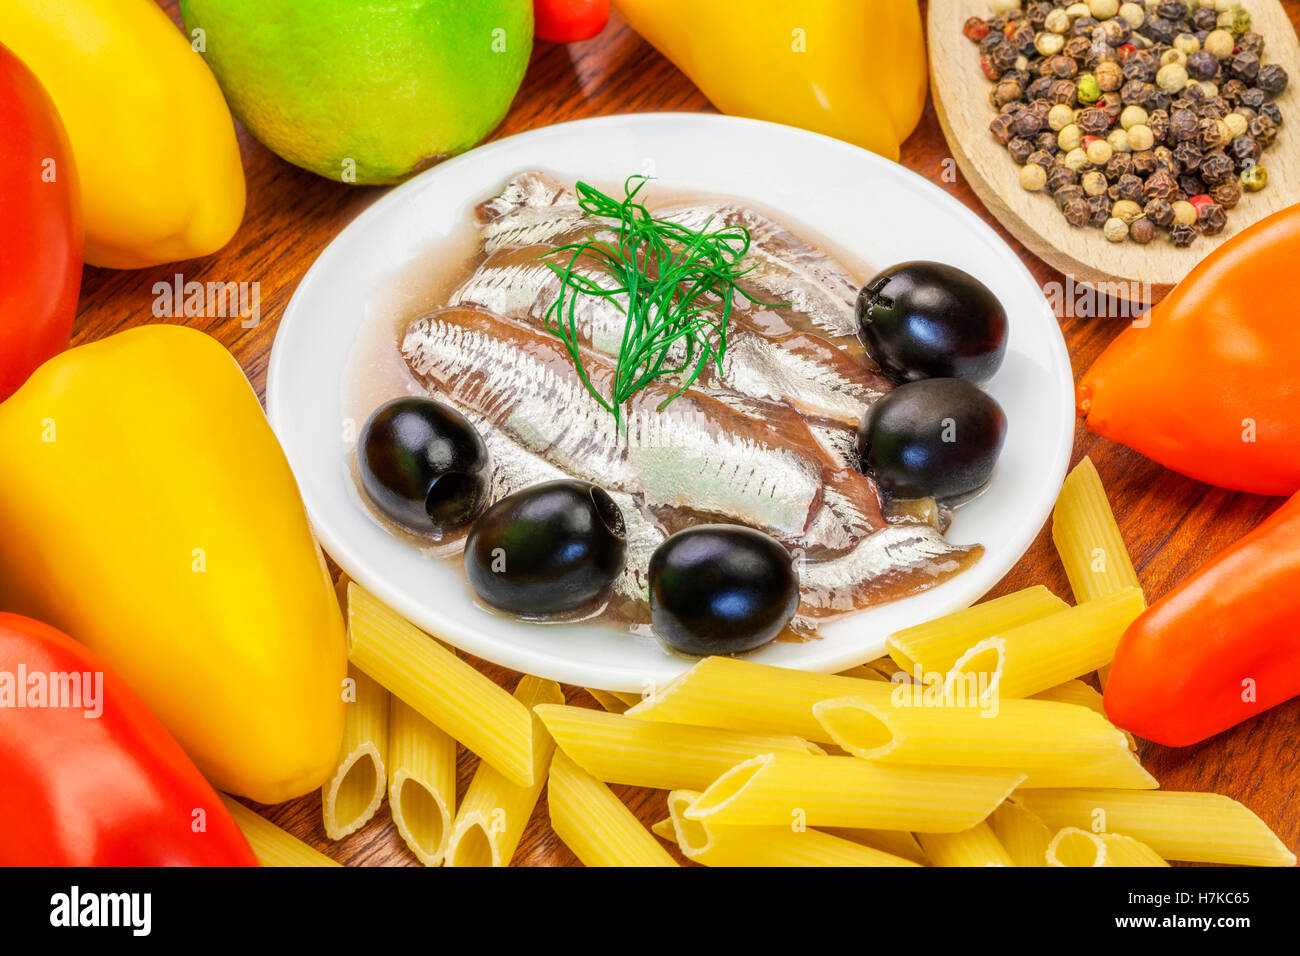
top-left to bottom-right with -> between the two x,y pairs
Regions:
612,0 -> 927,161
0,326 -> 345,804
0,0 -> 245,268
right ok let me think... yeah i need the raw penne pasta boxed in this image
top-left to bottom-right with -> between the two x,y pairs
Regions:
536,703 -> 821,791
917,821 -> 1013,867
650,817 -> 678,842
1017,750 -> 1156,790
1032,679 -> 1137,750
586,688 -> 633,714
548,750 -> 677,867
445,675 -> 564,867
1099,832 -> 1170,867
347,583 -> 535,786
219,795 -> 340,867
684,752 -> 1024,832
1016,790 -> 1296,866
664,791 -> 920,867
989,801 -> 1053,867
1046,827 -> 1105,867
946,587 -> 1145,699
322,664 -> 390,840
1046,827 -> 1169,867
624,655 -> 892,742
822,828 -> 929,866
1052,457 -> 1142,604
388,698 -> 457,866
887,585 -> 1068,675
812,694 -> 1131,771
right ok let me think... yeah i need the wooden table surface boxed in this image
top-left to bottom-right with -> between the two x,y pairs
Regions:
77,2 -> 1300,866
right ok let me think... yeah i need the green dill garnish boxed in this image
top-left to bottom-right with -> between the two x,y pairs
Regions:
540,176 -> 767,426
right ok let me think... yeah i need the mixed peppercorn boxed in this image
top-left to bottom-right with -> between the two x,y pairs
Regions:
965,0 -> 1287,246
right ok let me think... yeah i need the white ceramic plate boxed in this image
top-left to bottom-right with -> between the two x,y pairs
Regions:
267,113 -> 1073,691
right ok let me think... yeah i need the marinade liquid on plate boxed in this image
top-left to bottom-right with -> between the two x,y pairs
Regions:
342,171 -> 983,639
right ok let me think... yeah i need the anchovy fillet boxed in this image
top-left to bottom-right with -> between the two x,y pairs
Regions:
401,307 -> 869,543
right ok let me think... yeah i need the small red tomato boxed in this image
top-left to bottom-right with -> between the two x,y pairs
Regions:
535,0 -> 610,44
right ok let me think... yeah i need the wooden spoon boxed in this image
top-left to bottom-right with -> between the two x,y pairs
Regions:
929,0 -> 1300,304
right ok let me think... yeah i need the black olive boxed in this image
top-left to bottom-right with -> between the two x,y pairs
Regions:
648,525 -> 799,657
358,398 -> 490,535
465,480 -> 626,615
856,261 -> 1008,385
856,378 -> 1006,500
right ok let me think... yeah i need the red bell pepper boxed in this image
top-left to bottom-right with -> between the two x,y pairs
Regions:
0,613 -> 257,866
1077,202 -> 1300,495
1104,493 -> 1300,747
0,41 -> 83,402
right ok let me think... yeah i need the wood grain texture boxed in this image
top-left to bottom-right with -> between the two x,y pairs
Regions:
72,2 -> 1300,866
931,0 -> 1300,302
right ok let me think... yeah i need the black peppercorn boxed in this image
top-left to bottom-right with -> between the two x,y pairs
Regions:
1156,0 -> 1187,21
1198,203 -> 1228,236
1147,109 -> 1171,143
1131,149 -> 1158,176
1258,64 -> 1289,98
1239,87 -> 1266,110
1178,172 -> 1205,197
1111,174 -> 1146,204
1230,52 -> 1261,85
1259,102 -> 1282,127
1197,117 -> 1229,151
1078,108 -> 1112,135
1249,114 -> 1279,147
1144,169 -> 1180,202
1145,198 -> 1175,227
1008,137 -> 1035,164
1036,130 -> 1059,153
1170,222 -> 1197,247
1045,80 -> 1075,106
990,113 -> 1018,145
1131,217 -> 1157,244
1142,17 -> 1178,46
1064,36 -> 1093,61
1027,76 -> 1054,100
1087,194 -> 1111,227
1046,54 -> 1078,79
1070,16 -> 1098,38
1172,141 -> 1203,172
1154,146 -> 1181,176
1170,109 -> 1199,141
1046,165 -> 1080,193
1026,1 -> 1051,28
1219,78 -> 1247,104
1185,50 -> 1218,81
1055,184 -> 1085,211
1014,109 -> 1044,137
1063,197 -> 1091,227
991,43 -> 1020,74
1027,149 -> 1055,171
1106,152 -> 1136,181
1237,32 -> 1266,58
1211,180 -> 1243,208
979,33 -> 1004,56
1228,134 -> 1262,168
1192,6 -> 1218,32
1200,151 -> 1236,186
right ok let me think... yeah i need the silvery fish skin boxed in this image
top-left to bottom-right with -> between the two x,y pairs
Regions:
478,173 -> 865,346
656,202 -> 862,342
796,524 -> 982,621
468,411 -> 665,612
401,307 -> 880,544
477,171 -> 595,252
450,244 -> 889,424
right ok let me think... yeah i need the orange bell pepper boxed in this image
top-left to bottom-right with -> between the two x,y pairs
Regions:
1104,492 -> 1300,747
1077,203 -> 1300,495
